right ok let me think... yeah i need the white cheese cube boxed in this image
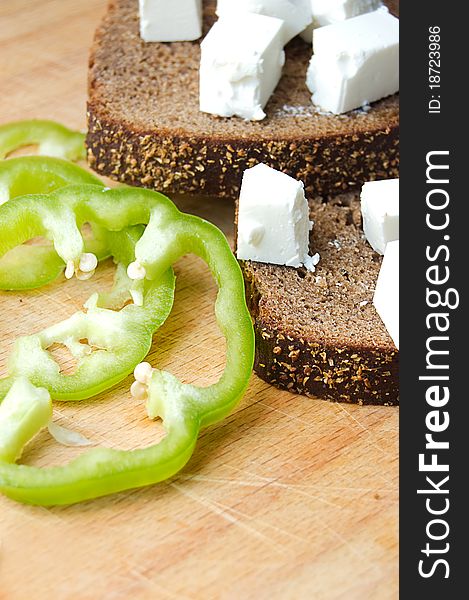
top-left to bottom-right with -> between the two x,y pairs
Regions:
361,179 -> 399,255
139,0 -> 202,42
237,163 -> 313,268
306,8 -> 399,114
311,0 -> 383,23
373,240 -> 399,349
300,0 -> 382,43
200,14 -> 286,121
216,0 -> 312,44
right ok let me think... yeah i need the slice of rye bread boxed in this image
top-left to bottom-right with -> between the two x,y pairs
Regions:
238,193 -> 399,406
86,0 -> 399,198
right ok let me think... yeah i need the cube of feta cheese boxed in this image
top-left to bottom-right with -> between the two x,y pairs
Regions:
311,0 -> 383,24
200,14 -> 286,121
301,0 -> 382,43
236,163 -> 314,268
361,179 -> 399,255
139,0 -> 202,42
306,8 -> 399,114
373,240 -> 399,349
216,0 -> 312,44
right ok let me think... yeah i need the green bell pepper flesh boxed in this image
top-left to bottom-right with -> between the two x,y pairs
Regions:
0,159 -> 176,398
0,378 -> 52,463
0,156 -> 101,205
0,184 -> 254,505
0,225 -> 174,404
0,245 -> 66,291
0,156 -> 109,290
0,214 -> 175,401
1,268 -> 175,401
0,119 -> 86,161
0,401 -> 198,506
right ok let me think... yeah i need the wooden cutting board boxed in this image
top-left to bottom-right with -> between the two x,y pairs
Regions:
0,2 -> 398,598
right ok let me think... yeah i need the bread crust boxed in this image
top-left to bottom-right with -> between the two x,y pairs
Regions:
86,0 -> 399,198
245,275 -> 399,406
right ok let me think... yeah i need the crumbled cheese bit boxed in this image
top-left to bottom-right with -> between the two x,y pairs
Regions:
303,252 -> 321,272
274,104 -> 316,118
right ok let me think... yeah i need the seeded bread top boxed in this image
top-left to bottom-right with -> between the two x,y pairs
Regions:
89,0 -> 399,142
242,194 -> 396,353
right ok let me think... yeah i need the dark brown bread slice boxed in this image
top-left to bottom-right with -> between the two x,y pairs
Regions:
86,0 -> 399,198
239,193 -> 399,405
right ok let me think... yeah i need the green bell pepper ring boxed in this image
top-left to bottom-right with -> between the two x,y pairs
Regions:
0,119 -> 86,161
0,378 -> 52,463
0,378 -> 198,505
0,156 -> 100,205
0,219 -> 175,402
0,168 -> 176,399
0,156 -> 108,290
0,245 -> 71,292
1,267 -> 175,401
0,184 -> 254,505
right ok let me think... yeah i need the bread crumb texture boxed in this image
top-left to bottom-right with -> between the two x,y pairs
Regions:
87,0 -> 399,197
240,194 -> 399,405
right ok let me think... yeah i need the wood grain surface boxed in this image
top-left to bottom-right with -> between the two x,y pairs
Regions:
0,2 -> 399,598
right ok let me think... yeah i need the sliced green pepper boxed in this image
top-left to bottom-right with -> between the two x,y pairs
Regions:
0,156 -> 108,290
0,160 -> 176,397
1,267 -> 175,401
0,119 -> 86,161
0,378 -> 51,463
0,216 -> 175,401
0,230 -> 174,404
0,377 -> 198,505
0,156 -> 100,205
0,184 -> 254,505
